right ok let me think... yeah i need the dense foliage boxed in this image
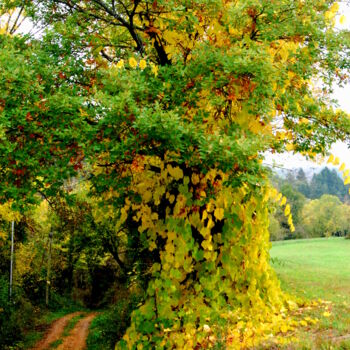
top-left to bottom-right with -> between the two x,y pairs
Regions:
1,0 -> 350,348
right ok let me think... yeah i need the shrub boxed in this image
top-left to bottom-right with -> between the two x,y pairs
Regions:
87,294 -> 141,350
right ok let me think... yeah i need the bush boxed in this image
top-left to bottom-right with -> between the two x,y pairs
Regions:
87,294 -> 141,350
0,276 -> 38,349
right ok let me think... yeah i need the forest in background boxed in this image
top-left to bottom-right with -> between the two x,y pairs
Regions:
269,167 -> 350,240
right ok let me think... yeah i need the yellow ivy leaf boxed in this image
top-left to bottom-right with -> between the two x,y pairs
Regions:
207,202 -> 214,212
149,241 -> 157,251
280,196 -> 287,206
116,59 -> 124,69
202,210 -> 208,221
327,154 -> 334,164
191,173 -> 200,185
151,63 -> 158,76
168,165 -> 184,180
129,57 -> 138,68
168,232 -> 176,241
165,243 -> 175,254
286,143 -> 294,151
142,190 -> 153,203
214,208 -> 224,221
339,163 -> 346,171
286,300 -> 298,310
280,324 -> 288,333
151,212 -> 158,220
202,240 -> 213,251
284,204 -> 291,216
339,15 -> 346,25
139,59 -> 147,70
330,2 -> 340,14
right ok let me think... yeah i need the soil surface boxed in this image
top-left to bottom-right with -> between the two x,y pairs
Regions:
31,312 -> 97,350
56,313 -> 97,350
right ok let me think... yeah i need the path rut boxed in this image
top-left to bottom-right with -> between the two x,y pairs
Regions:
31,312 -> 82,350
56,313 -> 97,350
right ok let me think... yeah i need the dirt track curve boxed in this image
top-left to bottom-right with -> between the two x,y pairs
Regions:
31,312 -> 97,350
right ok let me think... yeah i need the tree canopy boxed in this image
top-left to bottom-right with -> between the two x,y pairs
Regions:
1,0 -> 350,348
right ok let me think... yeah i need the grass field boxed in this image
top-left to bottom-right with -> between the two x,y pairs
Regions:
271,237 -> 350,349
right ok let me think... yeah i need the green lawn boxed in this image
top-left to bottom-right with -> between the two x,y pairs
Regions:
271,237 -> 350,349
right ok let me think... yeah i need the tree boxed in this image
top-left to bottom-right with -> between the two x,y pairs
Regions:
2,0 -> 350,348
302,195 -> 350,237
307,167 -> 348,201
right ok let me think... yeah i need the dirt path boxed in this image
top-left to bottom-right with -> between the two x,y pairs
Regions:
56,313 -> 97,350
31,312 -> 82,350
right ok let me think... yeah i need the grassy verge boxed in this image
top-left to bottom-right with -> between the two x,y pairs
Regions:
270,237 -> 350,349
86,294 -> 141,350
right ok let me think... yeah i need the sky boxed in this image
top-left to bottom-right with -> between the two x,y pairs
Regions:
265,2 -> 350,172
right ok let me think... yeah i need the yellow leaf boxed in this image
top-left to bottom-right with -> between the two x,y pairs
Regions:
284,204 -> 291,216
327,154 -> 334,164
286,300 -> 298,310
202,240 -> 213,251
280,196 -> 287,206
191,173 -> 200,185
165,243 -> 175,254
339,15 -> 346,25
333,156 -> 340,165
149,241 -> 157,251
168,165 -> 184,180
339,163 -> 346,171
202,210 -> 208,221
323,311 -> 331,317
207,202 -> 214,212
330,2 -> 339,14
142,190 -> 152,202
139,59 -> 147,70
116,59 -> 124,69
214,208 -> 224,221
280,324 -> 288,333
151,63 -> 158,76
151,212 -> 158,220
300,320 -> 307,327
129,57 -> 137,68
286,143 -> 294,151
168,232 -> 176,241
169,194 -> 175,204
343,169 -> 349,178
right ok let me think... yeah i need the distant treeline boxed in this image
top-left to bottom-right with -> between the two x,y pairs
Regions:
270,167 -> 350,241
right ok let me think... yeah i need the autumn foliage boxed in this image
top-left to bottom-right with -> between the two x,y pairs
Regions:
1,0 -> 350,348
